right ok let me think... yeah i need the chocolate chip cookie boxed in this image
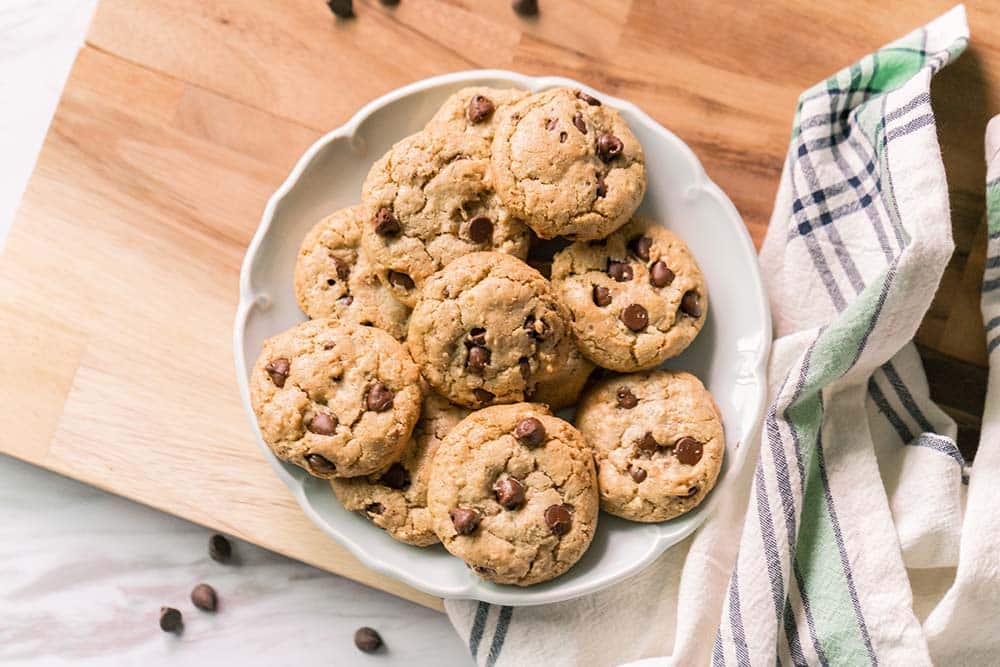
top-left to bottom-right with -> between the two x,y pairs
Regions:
528,345 -> 595,410
576,370 -> 724,522
426,86 -> 529,143
331,392 -> 469,546
426,404 -> 599,585
551,216 -> 708,372
406,252 -> 575,409
294,206 -> 410,340
491,87 -> 646,240
361,127 -> 530,307
249,319 -> 423,479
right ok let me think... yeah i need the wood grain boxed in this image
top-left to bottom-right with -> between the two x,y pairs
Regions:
2,0 -> 998,606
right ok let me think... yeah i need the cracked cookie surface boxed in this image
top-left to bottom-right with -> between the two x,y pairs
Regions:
576,370 -> 724,522
331,392 -> 469,546
491,87 -> 646,240
407,252 -> 575,409
361,126 -> 530,307
427,404 -> 599,585
294,206 -> 411,340
551,216 -> 708,372
249,319 -> 423,479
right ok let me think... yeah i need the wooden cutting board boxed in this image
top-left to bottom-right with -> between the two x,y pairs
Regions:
2,0 -> 998,610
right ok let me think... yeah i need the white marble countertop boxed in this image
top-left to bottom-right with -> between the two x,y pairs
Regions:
0,2 -> 469,664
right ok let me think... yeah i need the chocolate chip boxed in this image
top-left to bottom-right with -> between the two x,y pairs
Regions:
596,134 -> 624,162
544,504 -> 572,535
450,507 -> 481,534
365,502 -> 384,515
637,432 -> 659,453
380,462 -> 410,490
675,437 -> 703,465
208,534 -> 232,563
307,413 -> 338,435
511,0 -> 538,16
472,565 -> 496,577
628,235 -> 652,261
523,314 -> 549,340
595,176 -> 607,198
607,260 -> 633,282
686,485 -> 700,497
559,131 -> 568,143
338,295 -> 354,306
467,346 -> 491,374
367,382 -> 395,412
629,466 -> 647,483
681,291 -> 702,318
616,386 -> 638,409
545,118 -> 558,130
650,261 -> 675,287
467,215 -> 493,244
330,256 -> 350,281
473,388 -> 495,404
387,270 -> 414,290
306,453 -> 336,473
468,327 -> 487,347
620,303 -> 648,331
573,111 -> 587,134
373,207 -> 400,236
575,90 -> 602,106
514,417 -> 546,446
467,95 -> 495,124
379,0 -> 399,4
354,627 -> 383,653
592,285 -> 612,307
264,358 -> 290,388
494,477 -> 526,510
518,357 -> 531,380
191,583 -> 218,612
327,0 -> 353,18
159,607 -> 182,633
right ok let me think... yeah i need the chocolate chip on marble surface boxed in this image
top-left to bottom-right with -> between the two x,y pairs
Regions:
366,382 -> 395,412
380,462 -> 410,490
514,417 -> 546,447
159,607 -> 182,633
592,285 -> 612,307
511,0 -> 539,16
354,627 -> 384,653
191,583 -> 218,612
387,270 -> 414,290
264,358 -> 290,388
373,207 -> 400,236
467,215 -> 494,243
681,291 -> 702,318
327,0 -> 354,18
467,95 -> 495,124
650,261 -> 675,288
607,260 -> 633,282
494,477 -> 526,510
544,504 -> 572,535
306,453 -> 337,474
450,508 -> 481,534
620,303 -> 648,331
674,437 -> 704,465
208,534 -> 232,563
616,386 -> 638,409
575,90 -> 602,106
307,413 -> 338,435
596,134 -> 624,162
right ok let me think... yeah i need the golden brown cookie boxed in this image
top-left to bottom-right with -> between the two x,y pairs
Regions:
576,370 -> 724,522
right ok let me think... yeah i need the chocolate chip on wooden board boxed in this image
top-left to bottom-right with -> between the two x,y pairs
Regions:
355,626 -> 384,653
327,0 -> 354,18
511,0 -> 539,17
191,583 -> 218,612
208,534 -> 232,563
159,607 -> 183,634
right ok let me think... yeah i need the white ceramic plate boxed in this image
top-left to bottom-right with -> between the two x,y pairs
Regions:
235,70 -> 770,606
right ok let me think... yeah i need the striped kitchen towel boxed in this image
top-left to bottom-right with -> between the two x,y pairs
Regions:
447,6 -> 997,665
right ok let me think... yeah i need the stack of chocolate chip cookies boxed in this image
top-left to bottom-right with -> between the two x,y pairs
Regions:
250,85 -> 724,586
